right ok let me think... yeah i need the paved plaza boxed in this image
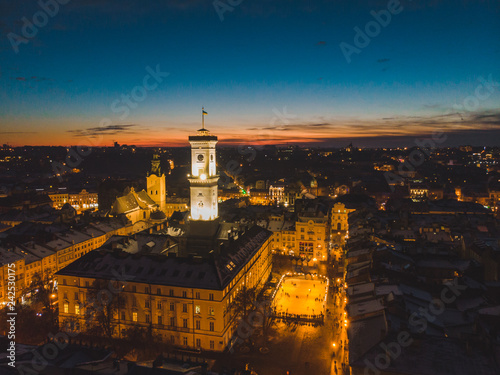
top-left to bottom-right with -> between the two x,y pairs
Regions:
275,275 -> 328,316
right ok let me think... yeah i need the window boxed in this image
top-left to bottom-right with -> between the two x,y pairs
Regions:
182,291 -> 187,298
85,281 -> 89,287
209,322 -> 214,331
170,317 -> 175,327
209,293 -> 214,301
121,311 -> 125,320
132,312 -> 138,322
183,318 -> 188,328
170,302 -> 175,311
63,303 -> 69,313
208,307 -> 215,316
195,320 -> 201,330
183,304 -> 187,313
75,304 -> 80,315
183,337 -> 188,346
195,292 -> 200,299
170,335 -> 175,344
158,315 -> 162,325
210,340 -> 215,350
157,288 -> 161,295
146,314 -> 150,323
145,300 -> 150,309
196,338 -> 201,348
132,297 -> 137,307
195,305 -> 201,314
169,289 -> 174,296
63,292 -> 68,300
145,287 -> 149,294
62,279 -> 67,285
74,292 -> 79,300
157,301 -> 162,310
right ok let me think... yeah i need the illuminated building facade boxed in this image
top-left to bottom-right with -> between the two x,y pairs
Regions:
188,127 -> 219,221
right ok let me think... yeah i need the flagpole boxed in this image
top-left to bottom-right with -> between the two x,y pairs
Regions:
202,107 -> 205,129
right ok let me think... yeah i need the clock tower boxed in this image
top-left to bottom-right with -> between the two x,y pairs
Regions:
187,124 -> 218,221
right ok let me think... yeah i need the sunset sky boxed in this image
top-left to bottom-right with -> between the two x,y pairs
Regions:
1,0 -> 499,147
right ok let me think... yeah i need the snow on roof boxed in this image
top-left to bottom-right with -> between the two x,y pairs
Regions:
347,298 -> 384,318
347,282 -> 375,296
0,247 -> 24,266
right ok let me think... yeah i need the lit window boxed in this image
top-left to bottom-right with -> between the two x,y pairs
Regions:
63,303 -> 69,314
132,312 -> 138,322
195,305 -> 201,314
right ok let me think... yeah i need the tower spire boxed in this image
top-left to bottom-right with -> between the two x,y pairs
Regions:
202,107 -> 207,130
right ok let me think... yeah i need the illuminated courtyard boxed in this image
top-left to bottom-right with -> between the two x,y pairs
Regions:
274,275 -> 328,316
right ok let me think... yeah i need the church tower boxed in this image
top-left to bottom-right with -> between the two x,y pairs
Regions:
187,119 -> 218,221
146,153 -> 166,209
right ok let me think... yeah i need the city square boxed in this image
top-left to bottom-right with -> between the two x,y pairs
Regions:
274,274 -> 328,318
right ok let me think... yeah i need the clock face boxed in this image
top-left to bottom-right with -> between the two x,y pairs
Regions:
197,154 -> 204,162
198,201 -> 204,207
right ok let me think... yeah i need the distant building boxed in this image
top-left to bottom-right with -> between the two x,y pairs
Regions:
164,197 -> 189,218
49,189 -> 98,213
109,187 -> 158,224
146,154 -> 166,209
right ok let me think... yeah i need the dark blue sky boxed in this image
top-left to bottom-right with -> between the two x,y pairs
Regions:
1,0 -> 499,146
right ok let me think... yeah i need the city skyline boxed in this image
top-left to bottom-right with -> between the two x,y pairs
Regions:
1,0 -> 499,147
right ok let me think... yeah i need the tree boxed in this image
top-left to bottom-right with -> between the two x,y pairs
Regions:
122,325 -> 164,356
256,299 -> 276,342
228,285 -> 259,320
84,279 -> 125,338
28,272 -> 56,312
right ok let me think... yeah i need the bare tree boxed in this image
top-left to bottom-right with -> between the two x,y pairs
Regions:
228,284 -> 259,320
28,272 -> 56,312
84,279 -> 125,338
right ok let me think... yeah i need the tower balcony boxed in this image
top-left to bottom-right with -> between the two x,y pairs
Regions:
187,175 -> 219,185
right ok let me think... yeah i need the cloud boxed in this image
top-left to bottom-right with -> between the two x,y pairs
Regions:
68,124 -> 144,137
0,131 -> 37,134
13,76 -> 54,82
239,108 -> 500,143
